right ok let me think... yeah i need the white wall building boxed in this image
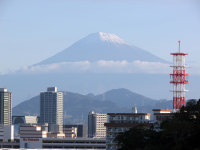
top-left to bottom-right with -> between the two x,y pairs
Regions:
0,125 -> 14,142
88,111 -> 107,138
20,125 -> 47,148
13,116 -> 38,125
105,113 -> 151,150
152,109 -> 172,123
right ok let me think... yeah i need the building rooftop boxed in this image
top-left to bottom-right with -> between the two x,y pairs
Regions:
47,87 -> 57,92
105,123 -> 152,127
0,88 -> 8,92
152,109 -> 172,112
107,113 -> 150,116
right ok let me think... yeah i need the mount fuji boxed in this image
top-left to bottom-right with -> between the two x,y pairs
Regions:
38,32 -> 167,65
0,32 -> 175,106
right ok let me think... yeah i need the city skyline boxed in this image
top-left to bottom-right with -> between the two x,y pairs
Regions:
0,1 -> 199,149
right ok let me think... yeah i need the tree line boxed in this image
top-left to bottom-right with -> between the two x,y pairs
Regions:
115,99 -> 200,150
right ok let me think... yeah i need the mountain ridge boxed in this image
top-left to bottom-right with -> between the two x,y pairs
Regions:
13,88 -> 172,124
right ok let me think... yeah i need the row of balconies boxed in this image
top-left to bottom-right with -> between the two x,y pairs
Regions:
109,120 -> 146,124
109,117 -> 143,121
107,127 -> 129,133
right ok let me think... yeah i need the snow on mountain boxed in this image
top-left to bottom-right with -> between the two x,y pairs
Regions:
37,32 -> 168,65
98,32 -> 129,45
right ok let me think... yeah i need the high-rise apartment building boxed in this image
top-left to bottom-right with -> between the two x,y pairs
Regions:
0,88 -> 12,125
88,111 -> 107,138
40,87 -> 63,132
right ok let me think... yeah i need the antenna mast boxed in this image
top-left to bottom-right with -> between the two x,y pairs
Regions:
170,41 -> 188,110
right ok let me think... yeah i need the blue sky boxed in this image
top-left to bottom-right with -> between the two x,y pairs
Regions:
0,0 -> 200,73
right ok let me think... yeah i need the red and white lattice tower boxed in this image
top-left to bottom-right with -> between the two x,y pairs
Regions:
170,41 -> 188,110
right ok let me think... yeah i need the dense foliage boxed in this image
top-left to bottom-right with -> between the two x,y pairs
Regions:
115,99 -> 200,150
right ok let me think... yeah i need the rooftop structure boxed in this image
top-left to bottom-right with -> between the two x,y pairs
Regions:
12,116 -> 38,125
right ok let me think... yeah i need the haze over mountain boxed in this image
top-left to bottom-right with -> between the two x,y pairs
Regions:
13,88 -> 172,124
96,88 -> 156,107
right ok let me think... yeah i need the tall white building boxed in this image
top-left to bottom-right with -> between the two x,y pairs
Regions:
88,111 -> 107,138
0,88 -> 12,125
40,87 -> 63,132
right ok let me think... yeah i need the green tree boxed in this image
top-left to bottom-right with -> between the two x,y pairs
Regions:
115,99 -> 200,150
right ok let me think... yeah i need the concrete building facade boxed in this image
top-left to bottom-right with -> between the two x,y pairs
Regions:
105,113 -> 151,150
63,126 -> 77,138
12,116 -> 38,125
0,88 -> 12,125
152,109 -> 172,123
64,124 -> 88,138
20,137 -> 105,149
19,125 -> 47,148
88,111 -> 107,138
0,125 -> 14,142
40,87 -> 63,132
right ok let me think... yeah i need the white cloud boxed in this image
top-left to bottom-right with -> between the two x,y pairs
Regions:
18,61 -> 91,74
95,60 -> 169,74
15,60 -> 170,74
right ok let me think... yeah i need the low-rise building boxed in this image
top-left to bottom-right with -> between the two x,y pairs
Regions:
20,137 -> 105,149
19,125 -> 47,138
64,124 -> 87,138
105,113 -> 151,150
12,116 -> 38,125
0,125 -> 19,149
0,139 -> 20,149
47,132 -> 65,138
19,125 -> 47,148
63,126 -> 77,138
0,125 -> 14,142
42,138 -> 106,149
152,109 -> 172,123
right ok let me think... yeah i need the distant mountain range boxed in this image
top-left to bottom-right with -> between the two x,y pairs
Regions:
13,88 -> 172,124
0,32 -> 196,106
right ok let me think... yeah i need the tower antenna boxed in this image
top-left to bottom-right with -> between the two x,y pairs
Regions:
170,41 -> 188,110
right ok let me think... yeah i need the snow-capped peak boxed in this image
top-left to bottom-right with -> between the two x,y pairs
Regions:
98,32 -> 129,45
